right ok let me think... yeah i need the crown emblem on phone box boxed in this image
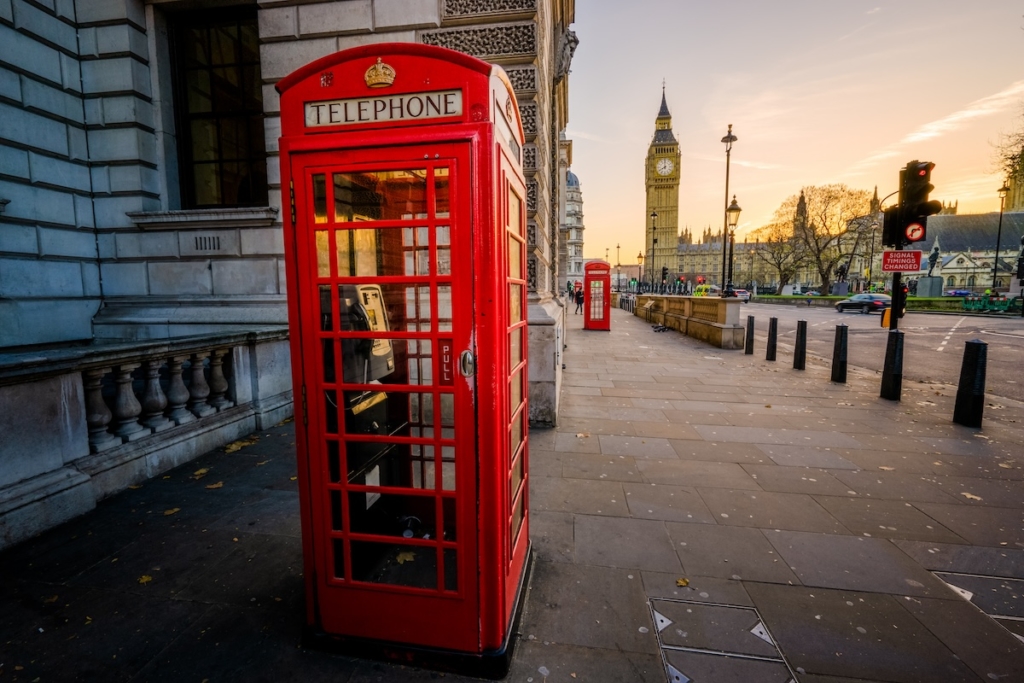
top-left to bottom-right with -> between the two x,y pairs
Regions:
364,58 -> 396,88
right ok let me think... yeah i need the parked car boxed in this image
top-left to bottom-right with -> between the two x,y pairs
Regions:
835,293 -> 891,313
804,291 -> 821,296
733,289 -> 750,302
945,289 -> 972,297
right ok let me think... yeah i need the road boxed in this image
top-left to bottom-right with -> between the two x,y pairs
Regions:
743,303 -> 1024,403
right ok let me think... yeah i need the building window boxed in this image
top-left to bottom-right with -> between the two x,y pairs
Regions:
171,8 -> 268,208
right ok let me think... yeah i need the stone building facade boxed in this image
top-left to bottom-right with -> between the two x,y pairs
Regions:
0,0 -> 575,547
564,168 -> 583,282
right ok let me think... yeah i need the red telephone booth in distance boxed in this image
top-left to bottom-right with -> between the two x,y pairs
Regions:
584,261 -> 611,331
276,44 -> 530,677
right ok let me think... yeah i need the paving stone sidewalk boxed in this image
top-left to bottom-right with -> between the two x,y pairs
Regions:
2,307 -> 1024,682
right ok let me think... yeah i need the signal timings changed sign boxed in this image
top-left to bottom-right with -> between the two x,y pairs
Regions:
881,250 -> 922,272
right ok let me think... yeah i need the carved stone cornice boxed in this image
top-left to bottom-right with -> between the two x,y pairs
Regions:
421,23 -> 536,60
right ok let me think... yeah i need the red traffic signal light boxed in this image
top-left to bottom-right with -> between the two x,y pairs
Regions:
901,160 -> 941,244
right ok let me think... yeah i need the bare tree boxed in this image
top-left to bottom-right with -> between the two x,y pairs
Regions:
791,185 -> 872,294
751,212 -> 806,289
995,104 -> 1024,181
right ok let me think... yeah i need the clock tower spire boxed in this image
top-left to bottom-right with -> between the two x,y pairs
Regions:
645,87 -> 681,288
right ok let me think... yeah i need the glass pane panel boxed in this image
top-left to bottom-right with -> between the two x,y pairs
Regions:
322,338 -> 335,383
332,539 -> 345,579
186,70 -> 212,114
193,162 -> 220,205
319,284 -> 332,330
183,27 -> 209,68
511,490 -> 525,547
510,451 -> 524,502
444,548 -> 457,592
351,540 -> 437,589
333,170 -> 428,222
434,168 -> 449,218
442,497 -> 457,541
510,411 -> 523,459
437,286 -> 452,331
508,234 -> 521,278
324,390 -> 338,434
344,440 -> 436,490
348,492 -> 436,539
330,490 -> 343,531
510,284 -> 522,322
509,188 -> 522,234
315,230 -> 330,277
336,227 -> 432,277
327,440 -> 340,483
312,174 -> 327,224
510,327 -> 522,367
510,371 -> 522,417
439,393 -> 454,428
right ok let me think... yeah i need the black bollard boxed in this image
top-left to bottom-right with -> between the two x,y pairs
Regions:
879,329 -> 904,400
793,320 -> 807,370
766,317 -> 778,361
953,339 -> 988,428
745,315 -> 755,355
831,324 -> 848,383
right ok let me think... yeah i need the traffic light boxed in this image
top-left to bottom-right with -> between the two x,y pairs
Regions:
661,266 -> 668,282
881,206 -> 900,247
900,160 -> 942,244
697,275 -> 705,284
898,283 -> 909,318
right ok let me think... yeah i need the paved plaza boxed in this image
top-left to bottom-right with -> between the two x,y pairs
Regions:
2,307 -> 1024,682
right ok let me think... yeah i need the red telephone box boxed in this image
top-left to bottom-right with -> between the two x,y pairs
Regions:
276,44 -> 530,677
584,261 -> 611,331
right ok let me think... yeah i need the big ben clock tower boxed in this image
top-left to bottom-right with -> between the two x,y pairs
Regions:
645,88 -> 681,286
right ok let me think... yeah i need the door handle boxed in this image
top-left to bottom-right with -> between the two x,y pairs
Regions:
459,350 -> 475,377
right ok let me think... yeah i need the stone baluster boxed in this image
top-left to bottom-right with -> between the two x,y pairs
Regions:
166,356 -> 196,425
83,367 -> 120,453
111,363 -> 148,441
139,358 -> 173,432
207,348 -> 234,411
188,352 -> 216,418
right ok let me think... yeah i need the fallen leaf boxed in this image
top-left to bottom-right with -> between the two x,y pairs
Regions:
275,417 -> 294,426
192,468 -> 209,479
43,595 -> 58,604
765,404 -> 772,409
396,551 -> 416,564
290,476 -> 297,481
84,616 -> 92,625
128,485 -> 142,490
163,508 -> 180,516
998,463 -> 1014,469
676,578 -> 689,587
224,437 -> 259,453
571,674 -> 577,679
878,466 -> 895,471
138,575 -> 153,585
205,482 -> 224,489
162,475 -> 171,479
961,492 -> 982,501
576,433 -> 590,438
256,460 -> 269,466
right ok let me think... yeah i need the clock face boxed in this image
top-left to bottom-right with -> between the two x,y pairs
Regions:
656,158 -> 674,176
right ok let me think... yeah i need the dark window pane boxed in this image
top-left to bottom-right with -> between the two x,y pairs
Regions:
210,24 -> 238,65
240,22 -> 259,62
190,119 -> 218,161
211,67 -> 242,112
351,540 -> 437,589
186,69 -> 212,113
193,162 -> 220,205
183,27 -> 208,68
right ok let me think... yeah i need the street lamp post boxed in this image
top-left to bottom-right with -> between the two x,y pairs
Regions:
637,252 -> 644,294
993,183 -> 1010,291
724,196 -> 742,296
616,243 -> 621,292
649,210 -> 658,291
720,124 -> 737,297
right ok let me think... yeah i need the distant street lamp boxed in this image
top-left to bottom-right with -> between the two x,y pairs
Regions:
616,243 -> 621,292
993,183 -> 1010,291
724,196 -> 742,297
637,252 -> 644,294
719,124 -> 737,297
649,210 -> 658,291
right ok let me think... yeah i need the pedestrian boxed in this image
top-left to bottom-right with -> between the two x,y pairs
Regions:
574,289 -> 584,314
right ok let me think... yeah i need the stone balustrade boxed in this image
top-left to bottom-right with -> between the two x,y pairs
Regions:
630,295 -> 745,349
1,328 -> 292,550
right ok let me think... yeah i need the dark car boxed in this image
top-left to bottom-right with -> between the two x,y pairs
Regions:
835,293 -> 891,313
945,289 -> 971,297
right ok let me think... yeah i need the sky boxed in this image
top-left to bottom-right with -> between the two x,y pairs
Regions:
566,0 -> 1024,263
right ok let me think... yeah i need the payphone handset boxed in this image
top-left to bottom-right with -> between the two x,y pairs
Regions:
339,284 -> 395,384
